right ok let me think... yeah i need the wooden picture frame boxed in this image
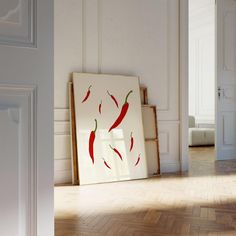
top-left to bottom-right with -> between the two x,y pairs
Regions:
142,105 -> 160,175
69,82 -> 79,185
145,139 -> 160,175
140,86 -> 148,105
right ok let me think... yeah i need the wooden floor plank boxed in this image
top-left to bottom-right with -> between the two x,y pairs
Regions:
55,147 -> 236,235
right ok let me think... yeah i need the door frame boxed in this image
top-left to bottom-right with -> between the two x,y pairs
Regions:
180,0 -> 189,172
180,0 -> 217,171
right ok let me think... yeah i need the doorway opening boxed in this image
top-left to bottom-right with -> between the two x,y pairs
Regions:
188,0 -> 216,174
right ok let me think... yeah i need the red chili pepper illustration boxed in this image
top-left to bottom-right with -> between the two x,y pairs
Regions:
135,154 -> 141,166
108,90 -> 133,132
89,119 -> 97,164
107,90 -> 119,108
82,85 -> 92,103
109,144 -> 123,161
99,100 -> 102,114
103,158 -> 111,169
129,132 -> 134,152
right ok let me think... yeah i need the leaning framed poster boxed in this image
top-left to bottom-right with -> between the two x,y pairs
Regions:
72,73 -> 148,185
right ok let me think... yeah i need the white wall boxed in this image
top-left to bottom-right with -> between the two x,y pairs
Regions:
189,0 -> 215,125
54,0 -> 180,184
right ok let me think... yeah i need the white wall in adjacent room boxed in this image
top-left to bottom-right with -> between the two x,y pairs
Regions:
54,0 -> 180,184
189,0 -> 215,126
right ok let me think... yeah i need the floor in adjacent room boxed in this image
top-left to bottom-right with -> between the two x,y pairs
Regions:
55,147 -> 236,235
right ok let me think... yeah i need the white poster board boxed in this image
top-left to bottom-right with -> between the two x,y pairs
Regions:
73,73 -> 148,185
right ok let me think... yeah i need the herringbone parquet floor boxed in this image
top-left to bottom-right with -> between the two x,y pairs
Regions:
55,147 -> 236,236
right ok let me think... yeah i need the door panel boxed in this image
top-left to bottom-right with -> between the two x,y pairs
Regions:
0,0 -> 53,235
223,112 -> 236,145
223,11 -> 236,71
0,87 -> 36,236
0,0 -> 36,47
0,109 -> 19,236
217,0 -> 236,160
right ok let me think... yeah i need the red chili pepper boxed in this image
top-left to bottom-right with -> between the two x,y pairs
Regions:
99,100 -> 102,114
82,85 -> 92,103
135,154 -> 141,166
89,119 -> 97,164
103,158 -> 111,169
107,90 -> 119,108
108,90 -> 133,132
129,132 -> 134,152
109,144 -> 123,161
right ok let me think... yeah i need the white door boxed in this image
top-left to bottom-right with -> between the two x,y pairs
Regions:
216,0 -> 236,160
0,1 -> 53,236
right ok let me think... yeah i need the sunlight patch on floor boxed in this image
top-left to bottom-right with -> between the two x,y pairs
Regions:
55,174 -> 236,217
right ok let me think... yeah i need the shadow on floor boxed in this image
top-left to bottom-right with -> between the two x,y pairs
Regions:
55,200 -> 236,236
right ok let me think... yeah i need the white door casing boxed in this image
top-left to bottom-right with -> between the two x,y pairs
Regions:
0,0 -> 54,236
216,0 -> 236,160
180,0 -> 189,172
180,0 -> 236,168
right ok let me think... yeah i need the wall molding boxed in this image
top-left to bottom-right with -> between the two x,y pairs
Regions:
54,108 -> 70,121
159,0 -> 170,112
82,0 -> 86,72
98,0 -> 103,73
159,131 -> 170,154
54,121 -> 70,135
92,0 -> 177,116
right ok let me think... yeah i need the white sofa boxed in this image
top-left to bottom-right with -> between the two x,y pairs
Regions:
189,116 -> 215,146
